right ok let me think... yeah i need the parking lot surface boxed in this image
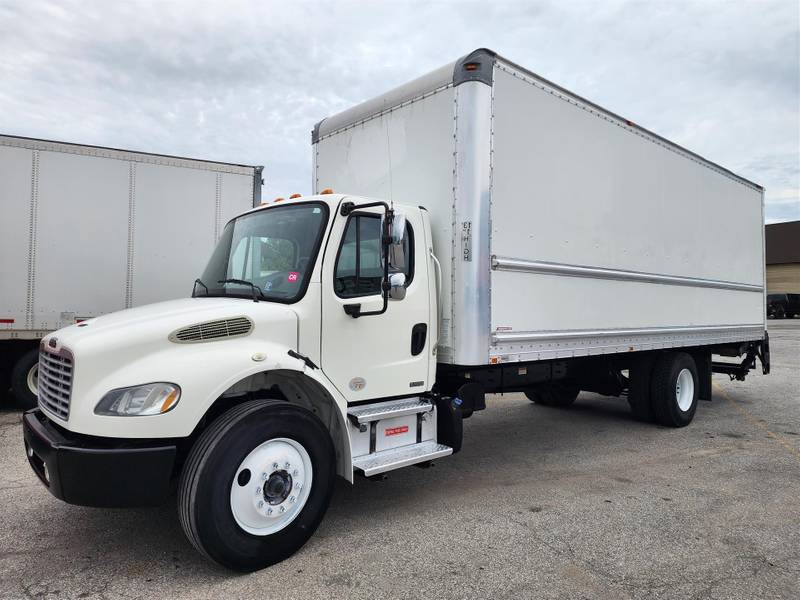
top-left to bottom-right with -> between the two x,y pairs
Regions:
1,321 -> 798,599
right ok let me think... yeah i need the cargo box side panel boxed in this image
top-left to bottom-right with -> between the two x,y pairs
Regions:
34,151 -> 129,330
131,164 -> 217,306
489,65 -> 764,359
314,86 -> 458,360
0,145 -> 34,334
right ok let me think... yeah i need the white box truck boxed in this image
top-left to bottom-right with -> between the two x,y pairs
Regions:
1,134 -> 263,407
22,50 -> 769,571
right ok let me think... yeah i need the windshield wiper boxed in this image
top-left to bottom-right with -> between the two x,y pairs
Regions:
217,279 -> 265,303
192,278 -> 209,298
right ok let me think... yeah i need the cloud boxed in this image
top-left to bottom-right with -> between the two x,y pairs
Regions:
0,0 -> 797,221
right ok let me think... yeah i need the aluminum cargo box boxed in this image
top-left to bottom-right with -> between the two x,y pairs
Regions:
313,49 -> 765,367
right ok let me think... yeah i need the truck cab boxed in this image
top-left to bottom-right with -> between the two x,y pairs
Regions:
23,193 -> 449,571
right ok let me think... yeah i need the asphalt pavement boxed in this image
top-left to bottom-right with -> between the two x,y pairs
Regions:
1,321 -> 798,599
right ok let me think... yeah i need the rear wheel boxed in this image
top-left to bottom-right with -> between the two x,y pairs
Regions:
179,399 -> 335,571
650,352 -> 698,427
525,384 -> 579,407
10,349 -> 39,410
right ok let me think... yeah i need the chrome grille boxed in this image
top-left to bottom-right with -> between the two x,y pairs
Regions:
38,349 -> 73,420
169,316 -> 253,343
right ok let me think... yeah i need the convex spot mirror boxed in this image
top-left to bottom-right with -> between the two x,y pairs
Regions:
389,273 -> 406,300
385,212 -> 408,276
390,213 -> 406,245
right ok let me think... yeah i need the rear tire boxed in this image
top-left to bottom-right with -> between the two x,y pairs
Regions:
774,305 -> 786,319
10,349 -> 39,410
650,352 -> 698,427
525,384 -> 579,407
178,399 -> 335,572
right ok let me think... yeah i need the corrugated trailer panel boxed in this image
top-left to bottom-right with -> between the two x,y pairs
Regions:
0,134 -> 262,340
34,151 -> 130,331
131,163 -> 218,306
0,145 -> 32,330
489,63 -> 764,353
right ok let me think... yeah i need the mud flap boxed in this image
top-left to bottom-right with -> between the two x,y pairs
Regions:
435,397 -> 463,453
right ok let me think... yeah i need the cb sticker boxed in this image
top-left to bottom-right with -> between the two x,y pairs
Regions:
349,377 -> 366,392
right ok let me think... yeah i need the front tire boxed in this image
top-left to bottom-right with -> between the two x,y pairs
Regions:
10,349 -> 39,410
650,352 -> 698,427
179,400 -> 335,571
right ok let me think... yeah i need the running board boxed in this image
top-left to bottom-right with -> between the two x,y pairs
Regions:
352,441 -> 453,477
347,398 -> 433,427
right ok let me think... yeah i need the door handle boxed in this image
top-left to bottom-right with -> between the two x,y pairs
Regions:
411,323 -> 427,356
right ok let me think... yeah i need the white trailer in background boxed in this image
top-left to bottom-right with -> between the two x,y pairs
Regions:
0,134 -> 263,407
21,50 -> 769,571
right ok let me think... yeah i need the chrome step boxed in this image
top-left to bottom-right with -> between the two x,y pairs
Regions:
353,441 -> 453,476
347,397 -> 433,425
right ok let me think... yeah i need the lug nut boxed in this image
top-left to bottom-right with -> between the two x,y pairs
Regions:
296,483 -> 302,491
255,486 -> 261,495
293,469 -> 298,476
284,462 -> 290,469
289,496 -> 296,503
258,501 -> 264,508
272,462 -> 279,470
279,506 -> 286,513
267,508 -> 273,515
261,472 -> 268,481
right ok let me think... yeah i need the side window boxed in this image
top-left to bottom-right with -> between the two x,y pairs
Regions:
334,215 -> 384,298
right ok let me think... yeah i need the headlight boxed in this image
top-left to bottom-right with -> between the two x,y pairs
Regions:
95,383 -> 181,416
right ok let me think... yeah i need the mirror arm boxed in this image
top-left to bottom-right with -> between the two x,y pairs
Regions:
341,202 -> 393,318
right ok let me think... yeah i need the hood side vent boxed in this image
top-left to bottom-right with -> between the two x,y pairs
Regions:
169,316 -> 254,343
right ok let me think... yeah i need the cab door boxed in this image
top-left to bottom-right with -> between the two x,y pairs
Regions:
320,203 -> 431,402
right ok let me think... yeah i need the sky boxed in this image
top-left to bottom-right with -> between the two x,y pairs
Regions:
1,0 -> 798,223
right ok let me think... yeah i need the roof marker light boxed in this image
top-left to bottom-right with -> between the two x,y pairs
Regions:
289,193 -> 302,199
320,188 -> 334,195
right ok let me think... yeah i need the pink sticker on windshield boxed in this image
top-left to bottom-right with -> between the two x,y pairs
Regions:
288,272 -> 299,283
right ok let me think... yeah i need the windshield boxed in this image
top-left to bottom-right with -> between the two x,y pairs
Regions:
199,202 -> 329,303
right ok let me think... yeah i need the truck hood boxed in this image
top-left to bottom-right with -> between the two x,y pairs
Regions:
38,297 -> 301,436
44,297 -> 298,356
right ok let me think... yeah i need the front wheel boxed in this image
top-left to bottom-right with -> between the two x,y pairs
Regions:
179,400 -> 335,571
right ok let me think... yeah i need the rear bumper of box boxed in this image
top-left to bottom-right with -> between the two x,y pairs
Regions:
22,408 -> 177,508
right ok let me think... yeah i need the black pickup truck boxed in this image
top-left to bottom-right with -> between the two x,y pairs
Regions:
767,293 -> 800,319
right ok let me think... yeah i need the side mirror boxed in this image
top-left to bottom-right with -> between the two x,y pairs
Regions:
389,272 -> 406,300
390,213 -> 407,246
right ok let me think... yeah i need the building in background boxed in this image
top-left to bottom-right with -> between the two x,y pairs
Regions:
765,220 -> 800,294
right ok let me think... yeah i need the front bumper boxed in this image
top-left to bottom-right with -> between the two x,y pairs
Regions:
22,408 -> 177,507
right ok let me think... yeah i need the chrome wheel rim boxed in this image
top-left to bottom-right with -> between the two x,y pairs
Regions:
230,437 -> 313,536
675,368 -> 694,412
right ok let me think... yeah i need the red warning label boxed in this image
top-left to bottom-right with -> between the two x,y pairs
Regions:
384,426 -> 409,437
